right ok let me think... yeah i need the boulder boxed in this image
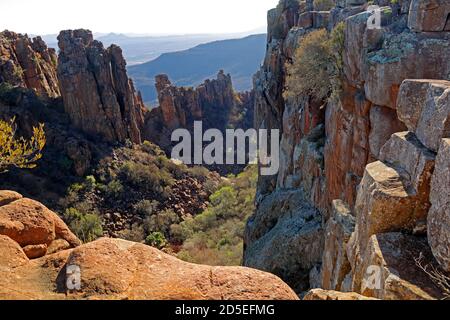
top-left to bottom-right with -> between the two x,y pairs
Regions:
408,0 -> 450,32
23,244 -> 47,259
0,190 -> 22,206
0,235 -> 28,268
47,239 -> 71,255
369,106 -> 407,159
428,139 -> 450,271
321,200 -> 355,291
0,193 -> 81,256
347,161 -> 430,287
303,289 -> 377,300
0,237 -> 299,300
353,233 -> 442,300
364,33 -> 450,109
352,161 -> 429,245
397,79 -> 450,152
379,131 -> 435,206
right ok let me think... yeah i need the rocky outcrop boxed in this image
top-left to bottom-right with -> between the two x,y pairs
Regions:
408,0 -> 450,32
0,191 -> 80,259
0,192 -> 297,300
303,288 -> 377,300
143,71 -> 254,157
428,139 -> 450,272
350,233 -> 442,300
244,190 -> 323,293
245,0 -> 450,299
321,200 -> 355,291
397,79 -> 450,152
0,30 -> 60,98
57,29 -> 146,144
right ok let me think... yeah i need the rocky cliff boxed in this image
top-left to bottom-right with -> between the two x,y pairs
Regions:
244,0 -> 450,299
57,29 -> 146,144
144,70 -> 254,156
0,190 -> 297,300
0,30 -> 60,98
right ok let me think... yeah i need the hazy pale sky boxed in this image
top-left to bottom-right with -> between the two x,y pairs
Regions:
0,0 -> 279,35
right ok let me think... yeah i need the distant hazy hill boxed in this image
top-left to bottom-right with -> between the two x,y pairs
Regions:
128,34 -> 266,106
38,30 -> 266,66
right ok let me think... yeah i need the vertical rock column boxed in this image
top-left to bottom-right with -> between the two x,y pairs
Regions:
57,29 -> 146,144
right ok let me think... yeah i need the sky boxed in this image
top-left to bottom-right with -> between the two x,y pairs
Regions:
0,0 -> 279,36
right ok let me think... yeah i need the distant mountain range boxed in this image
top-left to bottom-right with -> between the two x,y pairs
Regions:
38,28 -> 266,66
128,34 -> 267,106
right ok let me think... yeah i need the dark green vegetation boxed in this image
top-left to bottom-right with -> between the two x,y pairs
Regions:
128,34 -> 266,105
61,151 -> 258,267
59,142 -> 220,244
174,165 -> 257,266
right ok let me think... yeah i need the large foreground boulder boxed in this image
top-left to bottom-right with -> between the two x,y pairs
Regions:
0,191 -> 297,300
0,191 -> 81,259
0,237 -> 298,300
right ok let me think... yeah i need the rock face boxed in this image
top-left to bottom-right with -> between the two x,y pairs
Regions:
397,79 -> 450,152
0,30 -> 60,97
244,190 -> 323,293
0,191 -> 81,259
303,289 -> 377,301
144,71 -> 254,154
245,0 -> 450,299
0,193 -> 298,300
351,233 -> 442,300
408,0 -> 450,32
428,139 -> 450,272
321,200 -> 355,291
57,29 -> 146,144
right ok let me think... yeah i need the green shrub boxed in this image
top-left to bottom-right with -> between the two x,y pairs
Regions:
104,179 -> 124,198
188,166 -> 210,182
175,165 -> 257,266
120,161 -> 174,193
68,182 -> 84,193
144,208 -> 180,237
84,175 -> 97,191
145,232 -> 167,249
118,224 -> 145,243
285,23 -> 345,102
134,199 -> 159,217
63,208 -> 103,243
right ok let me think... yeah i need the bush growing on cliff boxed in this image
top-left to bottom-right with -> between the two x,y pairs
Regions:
284,23 -> 345,102
0,117 -> 46,173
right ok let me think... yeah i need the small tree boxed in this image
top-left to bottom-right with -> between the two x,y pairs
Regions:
0,117 -> 46,173
284,23 -> 345,102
